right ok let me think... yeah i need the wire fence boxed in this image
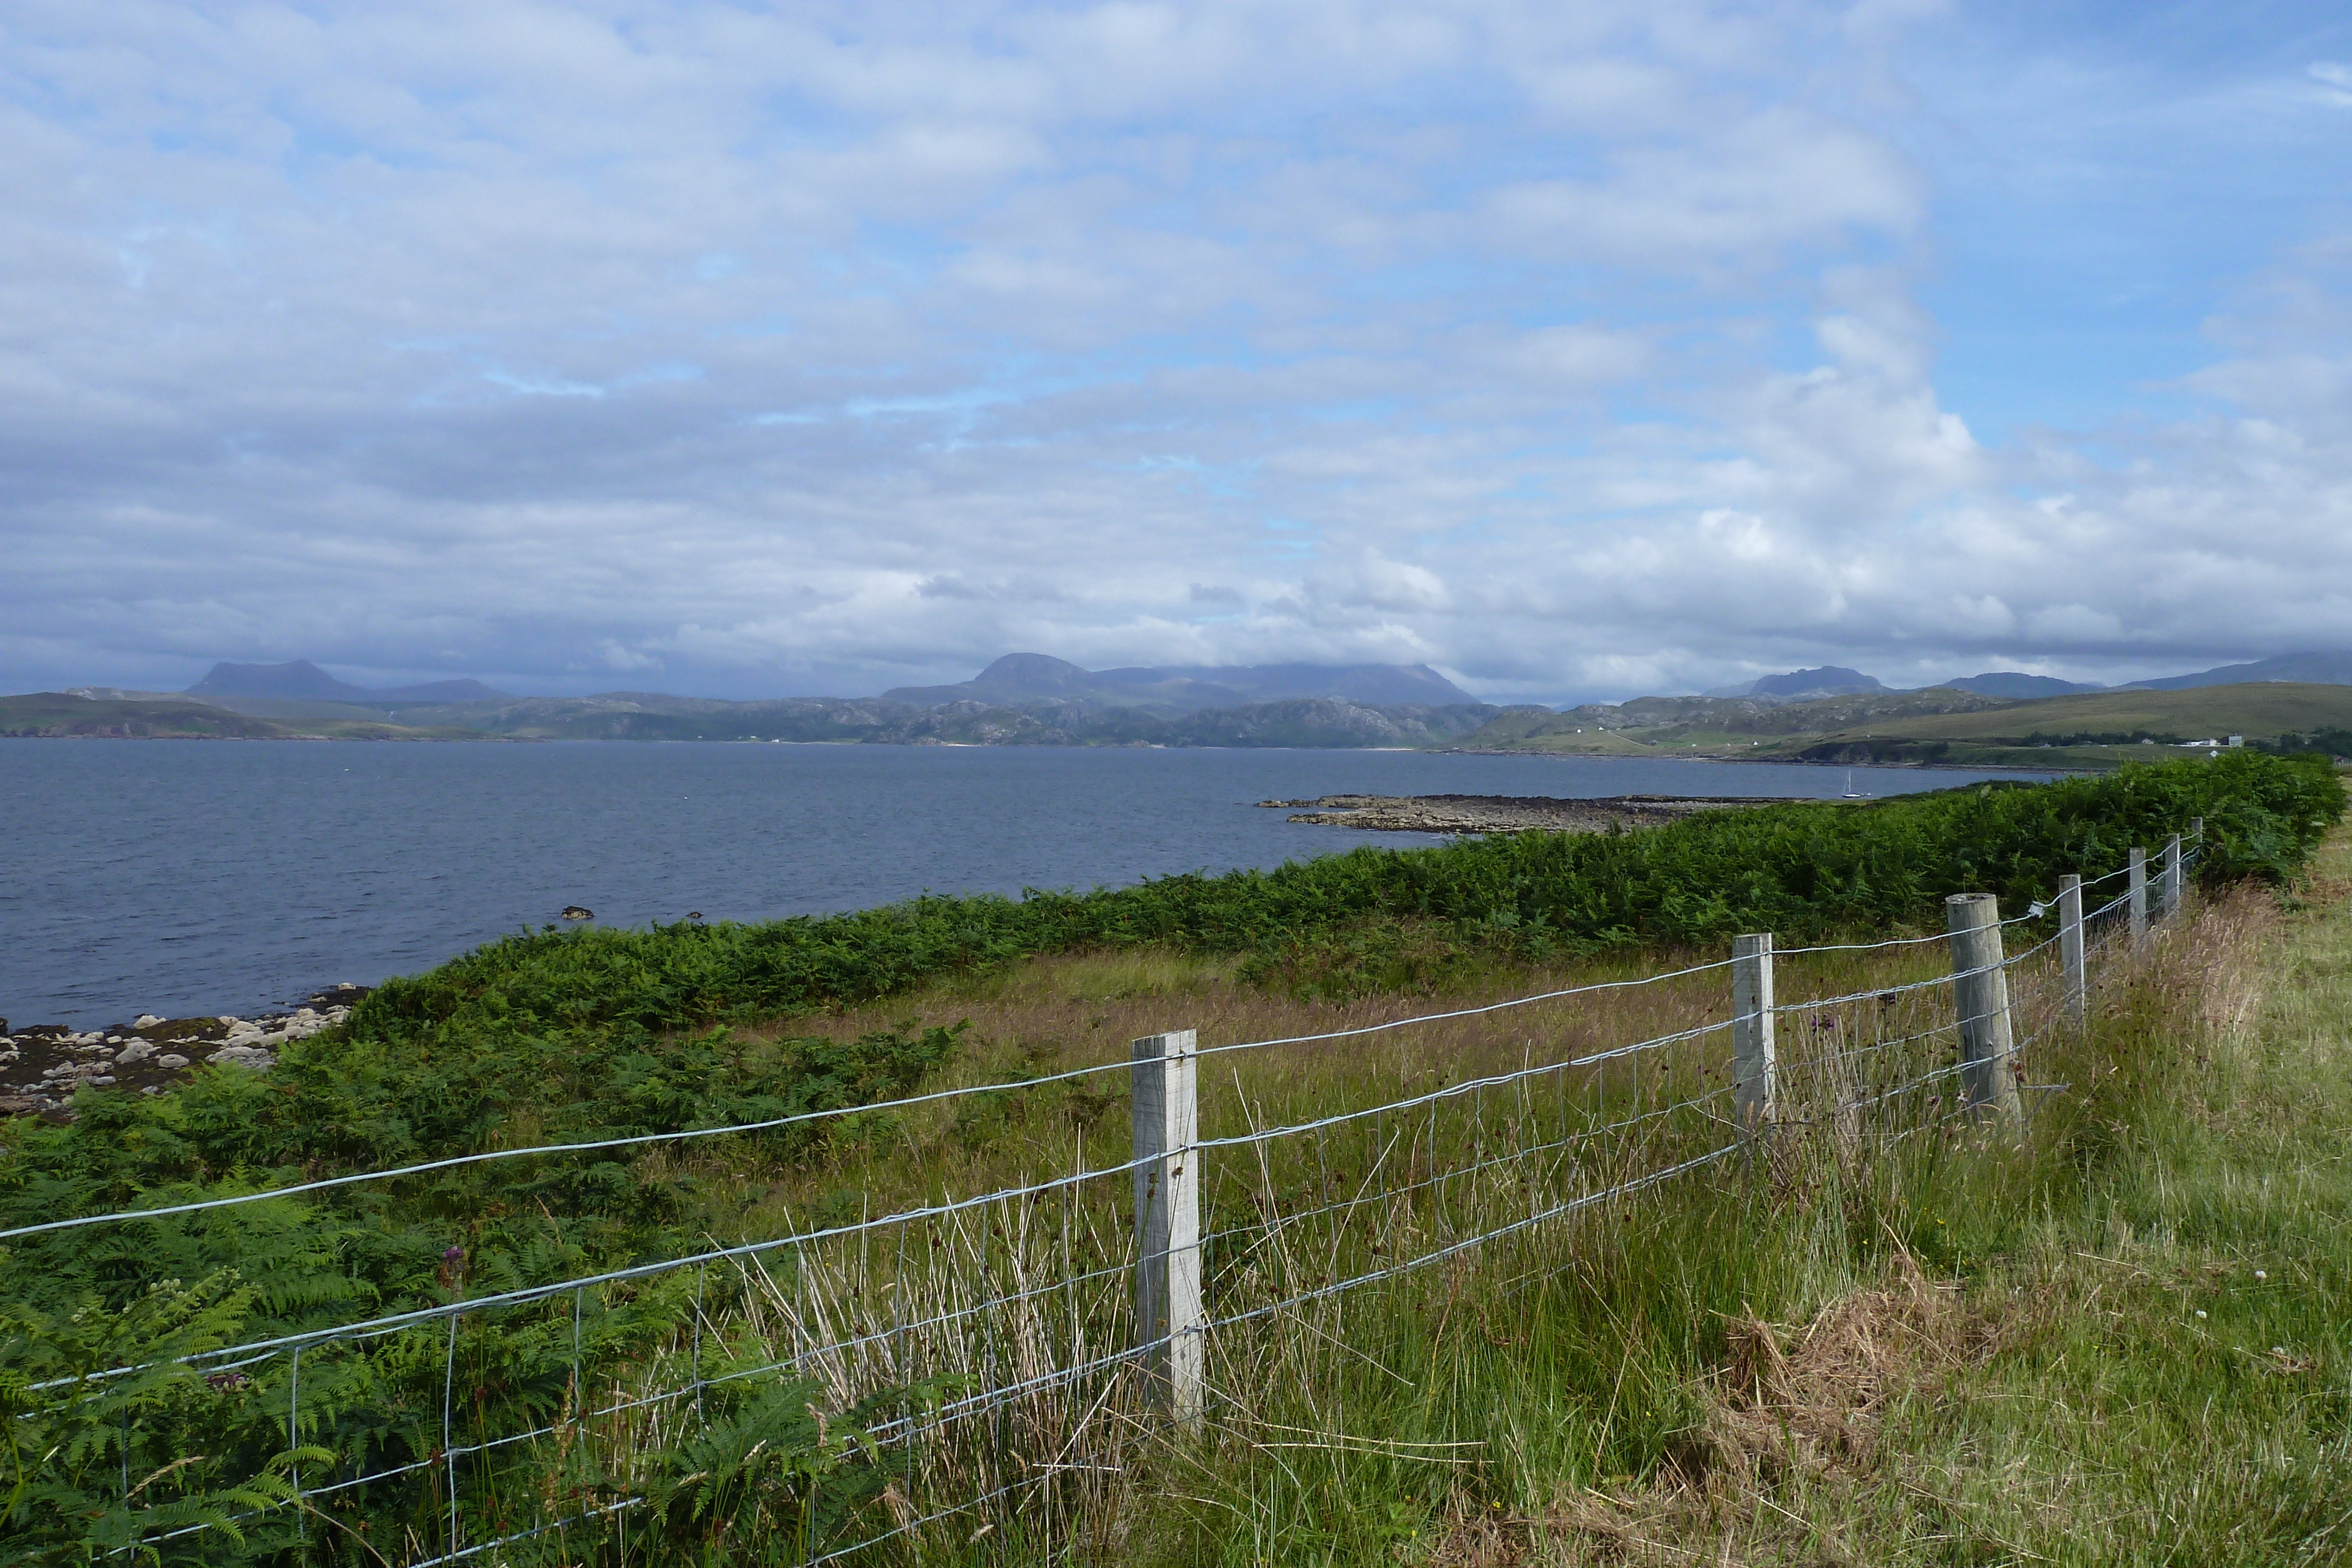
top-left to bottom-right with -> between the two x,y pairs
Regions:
17,831 -> 2206,1566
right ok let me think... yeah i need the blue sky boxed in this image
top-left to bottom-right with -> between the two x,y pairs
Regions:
2,1 -> 2348,704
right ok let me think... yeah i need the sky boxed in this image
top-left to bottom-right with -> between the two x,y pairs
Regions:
3,1 -> 2348,706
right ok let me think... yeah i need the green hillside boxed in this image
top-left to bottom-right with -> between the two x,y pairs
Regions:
1791,682 -> 2352,766
1451,681 -> 2352,768
1804,681 -> 2352,743
0,693 -> 291,738
0,693 -> 484,741
1452,687 -> 2020,754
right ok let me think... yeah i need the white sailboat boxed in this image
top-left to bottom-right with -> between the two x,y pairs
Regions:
1841,770 -> 1867,799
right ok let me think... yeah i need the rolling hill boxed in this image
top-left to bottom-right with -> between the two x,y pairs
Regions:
1449,683 -> 2352,768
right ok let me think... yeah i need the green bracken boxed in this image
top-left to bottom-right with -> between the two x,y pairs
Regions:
0,753 -> 2341,1563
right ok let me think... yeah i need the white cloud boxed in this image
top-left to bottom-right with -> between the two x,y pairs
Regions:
0,1 -> 2348,706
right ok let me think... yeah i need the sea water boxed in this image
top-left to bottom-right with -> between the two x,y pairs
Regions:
0,740 -> 2049,1026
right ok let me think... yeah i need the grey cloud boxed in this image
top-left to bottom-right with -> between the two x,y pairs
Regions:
2,2 -> 2347,706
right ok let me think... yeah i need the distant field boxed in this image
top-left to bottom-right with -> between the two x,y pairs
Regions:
1786,683 -> 2352,767
1451,682 -> 2352,768
1806,681 -> 2352,743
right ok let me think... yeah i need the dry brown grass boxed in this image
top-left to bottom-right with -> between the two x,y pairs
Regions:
1426,881 -> 2317,1568
702,937 -> 1975,1239
530,878 -> 2303,1566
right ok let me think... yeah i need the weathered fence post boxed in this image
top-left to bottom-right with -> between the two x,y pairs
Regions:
1132,1029 -> 1202,1424
2161,834 -> 2184,920
2129,847 -> 2148,946
2059,874 -> 2086,1029
1946,895 -> 2024,1122
1732,934 -> 1775,1140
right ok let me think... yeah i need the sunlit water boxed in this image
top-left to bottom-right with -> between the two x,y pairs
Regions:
0,740 -> 2050,1027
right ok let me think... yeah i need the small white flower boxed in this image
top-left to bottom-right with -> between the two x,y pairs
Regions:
2254,1269 -> 2268,1281
2194,1309 -> 2207,1320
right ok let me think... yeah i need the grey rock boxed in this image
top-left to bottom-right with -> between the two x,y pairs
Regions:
156,1053 -> 190,1069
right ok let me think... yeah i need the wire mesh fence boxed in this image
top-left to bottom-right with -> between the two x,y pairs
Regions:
12,834 -> 2206,1565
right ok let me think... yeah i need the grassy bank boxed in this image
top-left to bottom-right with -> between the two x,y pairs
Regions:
1100,852 -> 2352,1566
0,755 -> 2343,1563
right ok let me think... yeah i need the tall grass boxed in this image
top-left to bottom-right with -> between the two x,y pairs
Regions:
0,755 -> 2340,1563
2,904 -> 2157,1564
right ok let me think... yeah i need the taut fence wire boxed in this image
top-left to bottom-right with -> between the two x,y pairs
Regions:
14,827 -> 2208,1565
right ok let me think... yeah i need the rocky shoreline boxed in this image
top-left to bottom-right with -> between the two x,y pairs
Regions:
1259,792 -> 1798,834
0,982 -> 369,1120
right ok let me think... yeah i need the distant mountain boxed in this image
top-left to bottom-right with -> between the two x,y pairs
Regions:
1102,660 -> 1476,707
1944,672 -> 2105,698
1704,666 -> 1886,701
2124,652 -> 2352,692
188,660 -> 508,703
882,654 -> 1475,711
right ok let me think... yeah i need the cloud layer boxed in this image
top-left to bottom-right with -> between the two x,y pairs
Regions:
4,1 -> 2348,703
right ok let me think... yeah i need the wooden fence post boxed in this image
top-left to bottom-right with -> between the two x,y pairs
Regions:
1946,895 -> 2023,1122
1732,934 -> 1775,1139
2129,848 -> 2148,946
2059,874 -> 2086,1029
2161,834 -> 2184,920
1132,1030 -> 1202,1424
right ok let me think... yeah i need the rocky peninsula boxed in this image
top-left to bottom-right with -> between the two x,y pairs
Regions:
1259,793 -> 1795,834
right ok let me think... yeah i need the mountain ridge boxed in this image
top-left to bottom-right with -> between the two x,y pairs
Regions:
881,653 -> 1475,711
188,660 -> 509,704
2122,652 -> 2352,691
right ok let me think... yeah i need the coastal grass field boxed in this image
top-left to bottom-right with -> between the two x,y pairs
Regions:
2,753 -> 2346,1563
1088,848 -> 2352,1566
1453,681 -> 2352,770
660,849 -> 2344,1567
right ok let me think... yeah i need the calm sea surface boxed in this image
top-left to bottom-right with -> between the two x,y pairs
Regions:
0,741 -> 2051,1027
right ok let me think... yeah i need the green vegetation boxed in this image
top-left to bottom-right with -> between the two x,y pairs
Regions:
1454,680 -> 2352,770
1454,686 -> 2017,754
2259,726 -> 2352,758
1125,861 -> 2352,1565
0,754 -> 2341,1563
0,692 -> 483,741
0,693 -> 289,740
1788,681 -> 2352,768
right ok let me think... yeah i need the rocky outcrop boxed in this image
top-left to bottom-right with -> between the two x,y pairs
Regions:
0,985 -> 368,1119
1261,793 -> 1788,834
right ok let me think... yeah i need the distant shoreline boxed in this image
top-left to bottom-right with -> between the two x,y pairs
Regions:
0,731 -> 2079,771
1436,745 -> 2074,774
